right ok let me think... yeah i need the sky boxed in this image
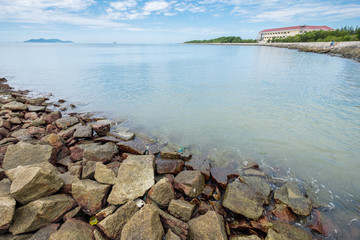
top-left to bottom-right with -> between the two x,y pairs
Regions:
0,0 -> 359,43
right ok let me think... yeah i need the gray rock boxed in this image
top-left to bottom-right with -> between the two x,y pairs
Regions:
0,196 -> 16,230
0,118 -> 11,129
83,142 -> 118,162
147,178 -> 175,208
9,117 -> 22,125
98,200 -> 138,239
121,204 -> 164,240
188,211 -> 227,240
73,125 -> 92,138
82,160 -> 97,179
230,235 -> 261,240
9,194 -> 76,235
31,118 -> 46,127
160,151 -> 191,161
42,111 -> 61,125
3,142 -> 53,170
91,120 -> 111,137
29,224 -> 60,240
274,182 -> 312,216
2,101 -> 27,111
49,219 -> 94,240
116,139 -> 147,155
8,163 -> 64,204
168,199 -> 195,222
63,206 -> 82,221
0,233 -> 33,240
108,155 -> 155,205
109,130 -> 135,141
240,176 -> 271,204
95,205 -> 117,221
0,178 -> 11,197
27,105 -> 46,112
174,171 -> 205,197
71,179 -> 110,215
223,180 -> 265,220
165,229 -> 181,240
265,222 -> 312,240
94,162 -> 116,185
55,117 -> 79,129
185,155 -> 211,180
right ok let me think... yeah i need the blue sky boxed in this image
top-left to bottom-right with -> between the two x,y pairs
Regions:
1,0 -> 359,43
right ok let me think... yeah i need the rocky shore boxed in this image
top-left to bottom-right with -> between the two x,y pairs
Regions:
0,77 -> 343,240
187,41 -> 360,62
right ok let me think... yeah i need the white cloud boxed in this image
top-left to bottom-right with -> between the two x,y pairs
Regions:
143,1 -> 170,12
111,0 -> 138,11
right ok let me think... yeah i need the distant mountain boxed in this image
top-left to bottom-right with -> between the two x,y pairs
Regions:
24,38 -> 73,43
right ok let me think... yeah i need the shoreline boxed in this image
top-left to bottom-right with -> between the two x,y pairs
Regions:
185,41 -> 360,62
0,77 -> 357,239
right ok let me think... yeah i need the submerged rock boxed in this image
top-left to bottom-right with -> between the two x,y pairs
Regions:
265,222 -> 312,240
211,166 -> 239,188
3,142 -> 53,170
223,180 -> 265,220
108,155 -> 155,205
156,159 -> 184,174
174,170 -> 205,197
185,155 -> 211,180
274,182 -> 312,216
121,204 -> 164,240
9,194 -> 76,235
98,200 -> 138,239
188,211 -> 227,240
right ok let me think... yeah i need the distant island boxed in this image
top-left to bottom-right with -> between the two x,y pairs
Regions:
184,36 -> 257,44
24,38 -> 73,43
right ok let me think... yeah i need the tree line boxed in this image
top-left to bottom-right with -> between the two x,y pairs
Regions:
270,26 -> 360,43
184,36 -> 257,44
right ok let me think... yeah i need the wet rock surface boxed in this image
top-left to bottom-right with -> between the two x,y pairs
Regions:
174,170 -> 205,197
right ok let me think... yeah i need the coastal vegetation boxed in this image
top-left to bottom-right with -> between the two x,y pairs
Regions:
24,38 -> 73,43
185,36 -> 257,43
270,26 -> 360,43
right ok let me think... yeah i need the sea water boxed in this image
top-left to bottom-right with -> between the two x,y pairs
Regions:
0,43 -> 359,237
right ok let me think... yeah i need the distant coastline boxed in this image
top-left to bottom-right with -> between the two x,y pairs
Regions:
185,41 -> 360,62
24,38 -> 73,43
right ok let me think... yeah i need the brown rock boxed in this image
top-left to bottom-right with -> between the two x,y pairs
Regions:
59,172 -> 78,194
0,178 -> 11,197
250,216 -> 273,233
198,201 -> 213,215
0,118 -> 12,130
27,105 -> 46,112
147,178 -> 175,208
29,224 -> 60,240
160,151 -> 191,161
309,210 -> 336,237
98,200 -> 138,239
2,101 -> 27,111
168,199 -> 195,222
82,160 -> 97,179
174,170 -> 205,197
69,146 -> 84,161
244,169 -> 266,177
165,229 -> 181,240
43,111 -> 62,124
95,205 -> 117,221
229,219 -> 252,230
271,204 -> 297,222
9,194 -> 76,235
211,166 -> 240,188
8,163 -> 64,204
0,196 -> 16,230
91,120 -> 111,137
108,131 -> 135,141
94,136 -> 121,144
156,159 -> 184,174
71,179 -> 110,215
108,155 -> 155,205
0,127 -> 10,138
265,222 -> 312,240
55,117 -> 79,129
188,211 -> 227,240
25,112 -> 38,120
116,139 -> 147,155
202,184 -> 215,200
185,155 -> 211,180
94,162 -> 116,185
63,206 -> 82,221
230,235 -> 261,240
120,204 -> 164,240
73,125 -> 92,138
49,219 -> 94,240
83,142 -> 118,162
240,176 -> 271,204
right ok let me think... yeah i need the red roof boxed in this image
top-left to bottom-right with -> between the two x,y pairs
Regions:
260,25 -> 334,33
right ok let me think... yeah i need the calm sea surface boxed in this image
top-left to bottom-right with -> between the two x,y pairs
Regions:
1,43 -> 359,236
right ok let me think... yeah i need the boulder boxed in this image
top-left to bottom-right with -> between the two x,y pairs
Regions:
185,155 -> 211,180
168,199 -> 195,222
94,162 -> 116,185
211,166 -> 240,188
120,204 -> 164,240
98,200 -> 138,239
55,117 -> 79,129
42,111 -> 62,124
108,131 -> 135,141
9,117 -> 22,125
9,163 -> 64,204
150,204 -> 188,240
0,128 -> 10,138
63,206 -> 82,221
73,125 -> 92,138
265,222 -> 312,240
309,210 -> 336,237
95,205 -> 117,221
29,224 -> 60,240
2,101 -> 27,111
230,235 -> 261,240
59,172 -> 78,194
271,204 -> 297,222
83,142 -> 118,162
31,118 -> 46,127
71,179 -> 110,215
24,112 -> 37,120
0,118 -> 11,130
202,184 -> 215,200
156,159 -> 184,174
9,194 -> 76,235
49,219 -> 94,240
0,233 -> 33,240
188,211 -> 227,240
116,139 -> 147,155
108,155 -> 155,205
274,182 -> 312,216
160,151 -> 191,161
147,178 -> 175,208
3,142 -> 53,170
174,171 -> 205,197
0,178 -> 11,197
240,176 -> 271,204
27,97 -> 47,106
223,180 -> 265,220
165,229 -> 181,240
27,105 -> 46,112
250,216 -> 273,233
82,160 -> 97,179
0,196 -> 16,230
91,120 -> 111,136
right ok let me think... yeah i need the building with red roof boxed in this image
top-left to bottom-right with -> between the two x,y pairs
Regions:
258,25 -> 334,42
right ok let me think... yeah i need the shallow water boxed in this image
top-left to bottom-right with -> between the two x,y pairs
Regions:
1,43 -> 359,236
